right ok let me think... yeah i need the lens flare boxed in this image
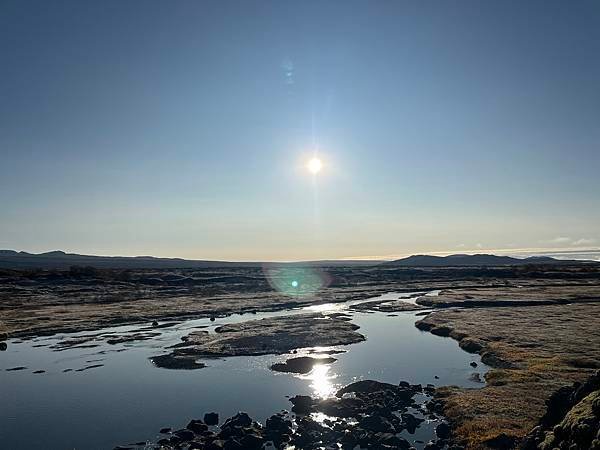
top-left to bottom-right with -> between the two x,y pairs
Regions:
263,265 -> 331,298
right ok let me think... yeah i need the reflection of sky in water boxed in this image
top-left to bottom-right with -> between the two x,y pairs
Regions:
0,291 -> 488,450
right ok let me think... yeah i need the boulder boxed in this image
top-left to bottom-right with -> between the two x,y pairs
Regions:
173,428 -> 195,441
436,422 -> 451,439
204,412 -> 219,426
289,395 -> 314,414
358,414 -> 395,433
186,419 -> 208,434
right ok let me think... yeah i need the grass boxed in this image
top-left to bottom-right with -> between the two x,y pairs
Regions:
419,302 -> 600,448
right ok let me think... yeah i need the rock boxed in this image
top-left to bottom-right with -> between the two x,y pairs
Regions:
470,361 -> 478,367
434,375 -> 439,379
402,413 -> 424,433
376,433 -> 411,449
186,419 -> 208,434
0,342 -> 7,351
206,439 -> 225,450
266,414 -> 292,434
159,427 -> 171,434
469,372 -> 483,383
150,354 -> 206,370
459,338 -> 484,353
337,380 -> 411,398
204,412 -> 219,425
173,428 -> 195,441
32,370 -> 45,374
316,397 -> 365,417
223,438 -> 243,450
436,422 -> 451,439
430,326 -> 451,337
151,321 -> 159,327
240,433 -> 264,449
0,332 -> 8,341
171,314 -> 365,359
222,412 -> 253,429
358,414 -> 395,433
289,395 -> 314,414
270,356 -> 337,374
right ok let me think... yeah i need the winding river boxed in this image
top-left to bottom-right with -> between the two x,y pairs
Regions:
0,291 -> 487,449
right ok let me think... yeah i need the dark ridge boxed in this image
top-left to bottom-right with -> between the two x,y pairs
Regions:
385,253 -> 595,267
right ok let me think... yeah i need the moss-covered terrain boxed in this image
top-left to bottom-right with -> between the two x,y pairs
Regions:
416,302 -> 600,449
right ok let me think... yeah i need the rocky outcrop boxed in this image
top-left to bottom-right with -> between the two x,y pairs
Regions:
153,314 -> 365,369
119,379 -> 453,450
270,356 -> 336,374
523,371 -> 600,450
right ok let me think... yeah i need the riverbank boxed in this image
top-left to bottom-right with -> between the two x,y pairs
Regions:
416,302 -> 600,449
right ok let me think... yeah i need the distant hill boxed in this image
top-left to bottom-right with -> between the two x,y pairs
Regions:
0,250 -> 379,270
385,253 -> 591,267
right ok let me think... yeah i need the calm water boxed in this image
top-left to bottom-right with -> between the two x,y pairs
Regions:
0,292 -> 487,449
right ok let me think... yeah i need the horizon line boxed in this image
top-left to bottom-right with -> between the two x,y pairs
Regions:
3,246 -> 600,263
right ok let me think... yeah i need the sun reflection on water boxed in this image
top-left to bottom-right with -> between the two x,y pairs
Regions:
301,364 -> 337,398
304,303 -> 344,313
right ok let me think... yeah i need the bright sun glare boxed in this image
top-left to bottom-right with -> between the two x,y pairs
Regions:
307,157 -> 322,174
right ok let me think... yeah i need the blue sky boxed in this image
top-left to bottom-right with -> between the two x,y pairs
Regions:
1,1 -> 599,260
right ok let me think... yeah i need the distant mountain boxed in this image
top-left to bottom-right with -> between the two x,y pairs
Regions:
385,253 -> 592,267
0,250 -> 379,270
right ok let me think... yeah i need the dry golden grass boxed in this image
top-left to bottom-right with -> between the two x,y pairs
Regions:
419,302 -> 600,448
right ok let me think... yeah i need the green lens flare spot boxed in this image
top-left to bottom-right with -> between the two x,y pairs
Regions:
263,266 -> 330,298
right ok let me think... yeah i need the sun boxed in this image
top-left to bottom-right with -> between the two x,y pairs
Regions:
307,157 -> 322,174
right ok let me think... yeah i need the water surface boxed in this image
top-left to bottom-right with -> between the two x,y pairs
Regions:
0,291 -> 486,449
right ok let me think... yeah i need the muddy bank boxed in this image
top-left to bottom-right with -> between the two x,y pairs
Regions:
415,303 -> 600,449
115,379 -> 457,450
151,313 -> 365,369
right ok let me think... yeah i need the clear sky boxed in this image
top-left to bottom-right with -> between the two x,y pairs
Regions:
1,1 -> 599,261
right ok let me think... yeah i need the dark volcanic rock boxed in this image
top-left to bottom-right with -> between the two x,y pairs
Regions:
358,415 -> 395,433
270,356 -> 337,374
186,419 -> 208,434
221,412 -> 253,429
436,421 -> 451,439
173,428 -> 195,441
119,379 -> 433,450
204,412 -> 219,425
150,354 -> 206,370
289,395 -> 315,414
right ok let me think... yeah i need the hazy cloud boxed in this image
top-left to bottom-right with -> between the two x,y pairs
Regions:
572,238 -> 597,246
542,237 -> 597,246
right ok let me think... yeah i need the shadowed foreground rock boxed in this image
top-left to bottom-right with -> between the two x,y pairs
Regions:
114,379 -> 458,450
